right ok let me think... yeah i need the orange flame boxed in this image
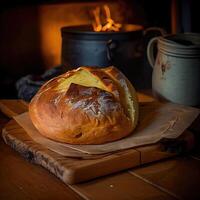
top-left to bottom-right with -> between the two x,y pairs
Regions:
92,5 -> 122,32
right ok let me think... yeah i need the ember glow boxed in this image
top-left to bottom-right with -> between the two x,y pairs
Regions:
92,5 -> 122,32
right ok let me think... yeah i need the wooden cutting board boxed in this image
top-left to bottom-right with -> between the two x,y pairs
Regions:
0,98 -> 195,184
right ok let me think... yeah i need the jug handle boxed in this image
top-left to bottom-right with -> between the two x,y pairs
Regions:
144,27 -> 166,68
147,37 -> 159,68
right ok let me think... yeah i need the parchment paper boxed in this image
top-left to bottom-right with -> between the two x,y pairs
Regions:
14,102 -> 200,156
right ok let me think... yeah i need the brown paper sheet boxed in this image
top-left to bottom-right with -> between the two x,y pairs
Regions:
14,102 -> 200,156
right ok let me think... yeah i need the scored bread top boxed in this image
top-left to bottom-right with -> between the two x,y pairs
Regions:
29,66 -> 139,144
102,67 -> 139,130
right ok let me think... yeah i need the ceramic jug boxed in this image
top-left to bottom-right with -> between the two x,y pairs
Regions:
147,33 -> 200,106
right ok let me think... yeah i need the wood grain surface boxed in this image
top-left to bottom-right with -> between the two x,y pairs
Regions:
2,119 -> 140,184
0,99 -> 28,118
0,112 -> 83,200
71,172 -> 176,200
0,95 -> 200,200
131,156 -> 200,200
0,98 -> 195,184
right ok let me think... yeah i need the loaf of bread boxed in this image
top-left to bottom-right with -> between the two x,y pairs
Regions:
29,66 -> 139,144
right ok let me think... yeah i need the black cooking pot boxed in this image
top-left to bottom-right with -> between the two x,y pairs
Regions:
61,24 -> 164,87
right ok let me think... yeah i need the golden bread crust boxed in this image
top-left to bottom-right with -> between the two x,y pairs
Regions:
29,66 -> 139,144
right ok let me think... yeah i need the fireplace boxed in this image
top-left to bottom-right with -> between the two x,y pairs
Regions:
0,0 -> 197,98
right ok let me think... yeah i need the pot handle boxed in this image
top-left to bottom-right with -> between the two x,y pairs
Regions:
147,37 -> 160,68
143,27 -> 167,37
106,39 -> 118,62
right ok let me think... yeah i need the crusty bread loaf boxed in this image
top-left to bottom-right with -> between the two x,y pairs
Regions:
29,66 -> 139,144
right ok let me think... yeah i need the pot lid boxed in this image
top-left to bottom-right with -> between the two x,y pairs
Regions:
61,24 -> 144,40
61,24 -> 143,34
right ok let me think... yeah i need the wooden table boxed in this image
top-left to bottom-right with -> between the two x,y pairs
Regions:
0,95 -> 200,200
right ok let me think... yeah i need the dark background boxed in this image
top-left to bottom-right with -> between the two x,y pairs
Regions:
0,0 -> 198,98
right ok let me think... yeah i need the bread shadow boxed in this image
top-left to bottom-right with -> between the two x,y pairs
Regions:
135,101 -> 163,132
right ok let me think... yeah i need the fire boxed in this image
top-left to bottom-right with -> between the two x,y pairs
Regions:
92,5 -> 122,32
